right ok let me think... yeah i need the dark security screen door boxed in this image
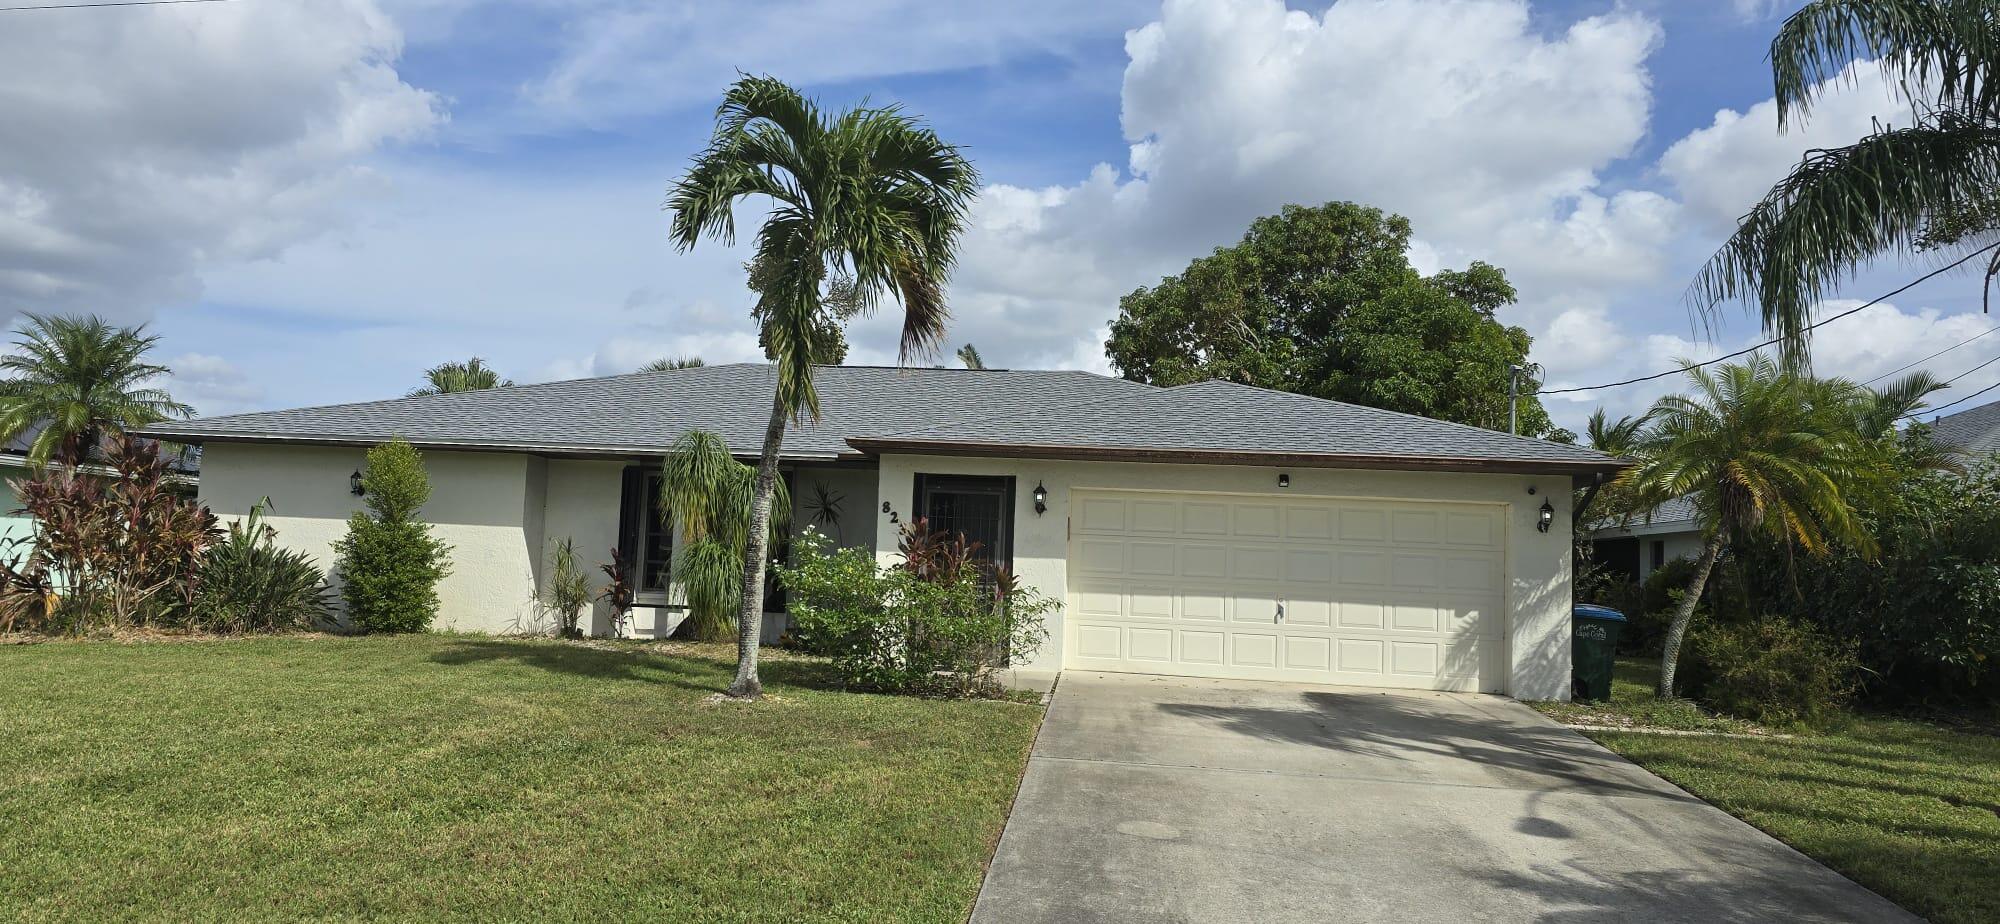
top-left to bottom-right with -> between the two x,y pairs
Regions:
915,475 -> 1014,570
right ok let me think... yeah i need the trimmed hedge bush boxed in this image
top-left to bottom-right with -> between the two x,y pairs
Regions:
334,440 -> 452,633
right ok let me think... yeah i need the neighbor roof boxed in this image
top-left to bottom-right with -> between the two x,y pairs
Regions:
141,364 -> 1624,475
140,364 -> 1153,461
848,379 -> 1624,475
1931,398 -> 2000,457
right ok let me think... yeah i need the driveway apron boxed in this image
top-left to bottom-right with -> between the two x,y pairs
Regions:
971,672 -> 1917,924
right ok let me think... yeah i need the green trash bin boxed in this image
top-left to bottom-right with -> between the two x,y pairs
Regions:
1571,604 -> 1627,702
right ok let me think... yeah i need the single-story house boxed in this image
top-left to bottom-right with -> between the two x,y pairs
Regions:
1588,496 -> 1703,583
1931,397 -> 2000,460
141,363 -> 1625,699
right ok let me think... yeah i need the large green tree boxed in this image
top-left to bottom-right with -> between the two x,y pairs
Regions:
1105,202 -> 1558,436
667,76 -> 977,698
0,313 -> 192,465
1696,0 -> 2000,347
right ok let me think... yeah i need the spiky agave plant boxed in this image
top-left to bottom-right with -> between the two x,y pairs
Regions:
659,430 -> 789,642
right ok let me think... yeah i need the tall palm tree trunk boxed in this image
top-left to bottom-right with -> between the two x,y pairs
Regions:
1657,533 -> 1726,698
728,392 -> 790,698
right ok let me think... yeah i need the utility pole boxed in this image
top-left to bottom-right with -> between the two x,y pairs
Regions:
1507,364 -> 1522,435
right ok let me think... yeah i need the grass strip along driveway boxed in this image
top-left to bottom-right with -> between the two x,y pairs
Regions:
0,635 -> 1040,923
1541,660 -> 2000,924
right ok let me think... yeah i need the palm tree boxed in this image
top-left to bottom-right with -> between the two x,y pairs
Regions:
1572,409 -> 1648,527
956,343 -> 985,369
667,75 -> 978,697
659,430 -> 789,642
0,314 -> 192,465
409,357 -> 511,396
639,356 -> 706,373
1694,1 -> 2000,350
1618,357 -> 1891,696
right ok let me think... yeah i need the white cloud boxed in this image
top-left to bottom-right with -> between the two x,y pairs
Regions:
842,0 -> 1672,371
163,352 -> 264,417
0,0 -> 440,325
1660,60 -> 1912,235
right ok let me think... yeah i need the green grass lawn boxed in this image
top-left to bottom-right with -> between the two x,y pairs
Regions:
0,635 -> 1043,923
1538,658 -> 2000,924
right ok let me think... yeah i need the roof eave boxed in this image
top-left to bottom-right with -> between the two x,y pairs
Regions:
846,438 -> 1631,477
136,428 -> 855,463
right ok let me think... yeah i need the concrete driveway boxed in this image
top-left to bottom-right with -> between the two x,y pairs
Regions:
971,672 -> 1916,924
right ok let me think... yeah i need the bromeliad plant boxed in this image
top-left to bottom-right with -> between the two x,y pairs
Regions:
659,430 -> 789,642
194,499 -> 333,632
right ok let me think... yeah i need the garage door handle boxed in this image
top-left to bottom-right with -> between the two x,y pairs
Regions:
1276,599 -> 1285,623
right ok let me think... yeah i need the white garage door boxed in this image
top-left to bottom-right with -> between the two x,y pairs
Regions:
1065,490 -> 1507,692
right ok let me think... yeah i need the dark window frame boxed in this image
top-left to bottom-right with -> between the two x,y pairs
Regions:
1650,539 -> 1666,570
911,473 -> 1016,573
620,466 -> 675,605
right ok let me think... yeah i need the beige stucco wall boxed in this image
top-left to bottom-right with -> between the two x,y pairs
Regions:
872,454 -> 1576,700
199,443 -> 543,634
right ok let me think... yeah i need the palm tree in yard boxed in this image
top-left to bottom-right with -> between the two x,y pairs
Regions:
0,314 -> 192,465
667,75 -> 978,698
660,430 -> 790,642
1619,357 -> 1897,697
409,357 -> 511,396
639,356 -> 706,373
1695,0 -> 2000,349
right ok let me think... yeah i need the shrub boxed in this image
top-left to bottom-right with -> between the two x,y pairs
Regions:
1684,618 -> 1860,726
6,436 -> 217,632
599,548 -> 634,638
333,440 -> 452,633
780,525 -> 1056,697
193,499 -> 333,632
1729,462 -> 2000,704
541,537 -> 591,639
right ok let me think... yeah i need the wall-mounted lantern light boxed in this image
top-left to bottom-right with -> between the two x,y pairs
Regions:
350,470 -> 366,497
1277,473 -> 1291,489
1537,499 -> 1555,533
1032,481 -> 1048,515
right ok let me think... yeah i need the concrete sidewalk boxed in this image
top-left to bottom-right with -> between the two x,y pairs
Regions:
971,672 -> 1916,924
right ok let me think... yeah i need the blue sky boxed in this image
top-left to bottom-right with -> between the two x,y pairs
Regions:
2,0 -> 1992,432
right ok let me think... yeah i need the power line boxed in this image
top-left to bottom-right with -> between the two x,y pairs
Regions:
1863,323 -> 2000,385
1916,375 -> 2000,420
1536,241 -> 2000,396
0,0 -> 230,10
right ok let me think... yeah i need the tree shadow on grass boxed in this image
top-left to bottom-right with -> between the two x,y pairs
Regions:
426,639 -> 839,693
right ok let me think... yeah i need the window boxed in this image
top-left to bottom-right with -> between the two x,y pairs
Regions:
620,468 -> 673,600
913,474 -> 1015,572
1650,540 -> 1665,571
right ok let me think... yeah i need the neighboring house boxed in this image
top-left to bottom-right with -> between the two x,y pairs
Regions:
1588,496 -> 1703,584
140,363 -> 1623,699
1931,398 -> 2000,459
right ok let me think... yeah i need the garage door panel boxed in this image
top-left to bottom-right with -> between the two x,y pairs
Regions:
1284,636 -> 1332,670
1181,590 -> 1227,621
1129,500 -> 1178,534
1231,633 -> 1278,667
1074,539 -> 1125,575
1183,546 -> 1228,578
1067,490 -> 1506,693
1233,547 -> 1282,581
1181,630 -> 1224,664
1128,542 -> 1177,576
1233,504 -> 1281,538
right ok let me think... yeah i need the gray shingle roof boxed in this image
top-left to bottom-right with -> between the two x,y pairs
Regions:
848,379 -> 1624,474
141,365 -> 1623,474
140,364 -> 1154,461
1931,398 -> 2000,457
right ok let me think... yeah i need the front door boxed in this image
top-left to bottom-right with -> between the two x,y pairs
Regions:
914,474 -> 1015,572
